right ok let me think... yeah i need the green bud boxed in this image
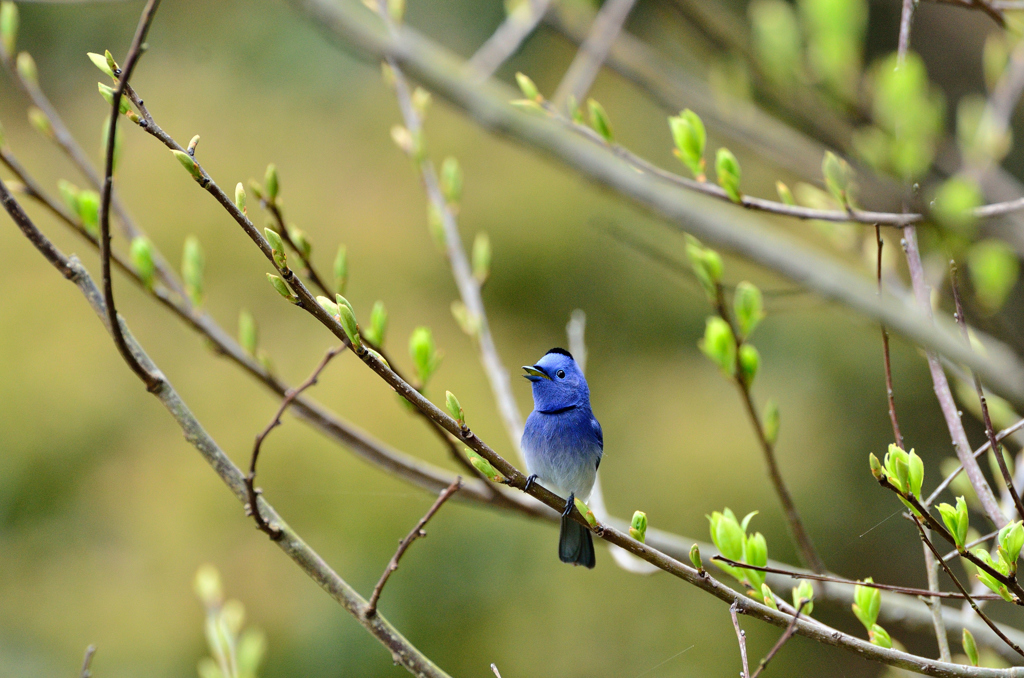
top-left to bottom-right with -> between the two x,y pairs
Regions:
264,163 -> 279,202
193,564 -> 223,609
743,531 -> 767,589
97,83 -> 131,115
129,237 -> 155,289
409,326 -> 442,384
104,50 -> 118,76
972,547 -> 1013,601
264,228 -> 288,270
738,344 -> 759,386
57,180 -> 80,214
333,244 -> 348,295
587,98 -> 613,142
685,236 -> 724,301
365,300 -> 388,347
335,293 -> 355,318
88,52 -> 115,79
427,202 -> 446,252
907,449 -> 924,501
440,157 -> 462,204
567,94 -> 585,125
466,448 -> 506,483
690,543 -> 703,572
446,391 -> 466,429
793,580 -> 814,616
733,281 -> 765,338
365,347 -> 390,369
869,624 -> 892,649
938,501 -> 968,549
761,584 -> 778,609
337,303 -> 362,351
968,239 -> 1020,312
822,151 -> 853,207
963,628 -> 979,667
411,86 -> 431,116
472,232 -> 491,285
715,148 -> 742,203
172,149 -> 203,182
869,453 -> 883,480
708,510 -> 745,562
668,109 -> 706,180
27,106 -> 52,139
515,72 -> 540,101
16,51 -> 36,86
266,273 -> 293,303
932,176 -> 982,234
316,295 -> 340,317
288,226 -> 311,260
76,190 -> 100,237
238,309 -> 257,356
883,444 -> 910,494
999,520 -> 1024,571
184,136 -> 199,158
0,2 -> 18,58
450,300 -> 478,336
182,236 -> 205,307
776,181 -> 796,206
699,316 -> 737,376
574,497 -> 597,527
235,182 -> 246,214
853,578 -> 880,631
763,399 -> 780,445
629,511 -> 648,543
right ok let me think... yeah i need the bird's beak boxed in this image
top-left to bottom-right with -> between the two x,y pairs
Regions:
522,365 -> 551,382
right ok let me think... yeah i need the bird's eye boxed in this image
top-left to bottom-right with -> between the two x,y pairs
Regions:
556,369 -> 566,379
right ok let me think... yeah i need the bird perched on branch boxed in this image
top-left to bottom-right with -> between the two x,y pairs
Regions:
522,348 -> 603,568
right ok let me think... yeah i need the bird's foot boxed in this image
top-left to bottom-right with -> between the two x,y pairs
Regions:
562,492 -> 576,518
524,474 -> 538,492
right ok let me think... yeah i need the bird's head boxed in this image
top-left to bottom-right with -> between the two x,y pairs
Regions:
522,348 -> 589,412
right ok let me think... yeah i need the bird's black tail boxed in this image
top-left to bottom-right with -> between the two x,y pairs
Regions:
559,513 -> 596,568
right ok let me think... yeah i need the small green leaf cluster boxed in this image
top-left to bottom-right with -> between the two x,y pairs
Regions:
466,448 -> 505,483
629,510 -> 648,543
870,444 -> 924,507
409,326 -> 442,386
936,496 -> 970,549
852,579 -> 890,648
707,508 -> 768,591
194,565 -> 266,678
792,580 -> 814,615
57,180 -> 100,237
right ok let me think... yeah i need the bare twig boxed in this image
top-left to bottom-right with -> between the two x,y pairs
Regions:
247,345 -> 345,538
901,227 -> 1006,527
80,645 -> 97,678
365,478 -> 462,617
926,418 -> 1024,506
712,556 -> 1004,601
730,601 -> 751,678
552,0 -> 637,108
877,226 -> 904,449
912,515 -> 1024,658
923,536 -> 954,662
98,0 -> 163,391
750,601 -> 806,678
950,261 -> 1024,521
714,285 -> 826,573
897,0 -> 917,65
466,0 -> 553,82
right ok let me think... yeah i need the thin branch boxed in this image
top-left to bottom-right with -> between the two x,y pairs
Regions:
465,0 -> 552,82
714,285 -> 825,573
551,0 -> 638,108
750,600 -> 806,678
264,200 -> 332,296
730,601 -> 751,678
365,477 -> 462,617
80,645 -> 97,678
950,261 -> 1024,521
944,530 -> 1000,562
712,556 -> 1004,601
926,418 -> 1024,506
98,0 -> 163,391
902,227 -> 1007,527
897,0 -> 917,65
877,226 -> 904,450
247,344 -> 345,538
924,531 -> 954,662
912,515 -> 1024,658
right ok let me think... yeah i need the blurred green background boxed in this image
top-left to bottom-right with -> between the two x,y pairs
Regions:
2,0 -> 1023,676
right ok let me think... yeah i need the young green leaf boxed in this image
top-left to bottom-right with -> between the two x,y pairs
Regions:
699,316 -> 737,376
587,98 -> 613,142
733,281 -> 765,338
333,244 -> 348,296
238,310 -> 257,356
129,237 -> 155,289
629,511 -> 648,543
668,109 -> 706,180
715,148 -> 742,202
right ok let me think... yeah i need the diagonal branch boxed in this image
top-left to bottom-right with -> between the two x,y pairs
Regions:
750,600 -> 806,678
551,0 -> 637,108
365,478 -> 462,618
730,602 -> 751,678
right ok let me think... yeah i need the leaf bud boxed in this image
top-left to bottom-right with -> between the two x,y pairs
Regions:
446,390 -> 466,429
587,98 -> 613,142
715,148 -> 742,203
629,510 -> 648,543
129,236 -> 155,289
264,227 -> 288,270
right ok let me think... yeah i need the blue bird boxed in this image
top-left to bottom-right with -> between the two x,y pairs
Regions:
521,348 -> 603,568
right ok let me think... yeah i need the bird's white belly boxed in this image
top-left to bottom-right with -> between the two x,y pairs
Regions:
522,439 -> 598,501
